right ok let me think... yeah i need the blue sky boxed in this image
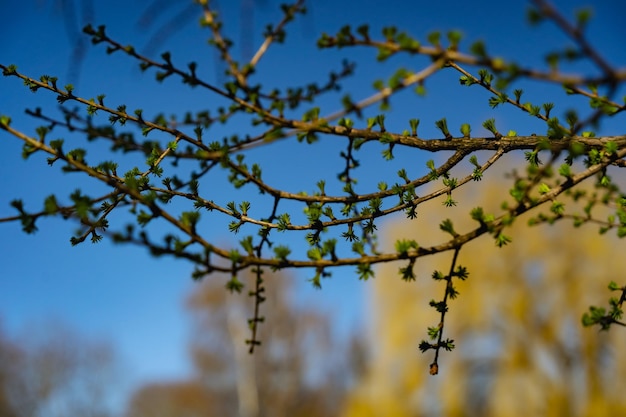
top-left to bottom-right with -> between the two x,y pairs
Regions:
1,0 -> 625,408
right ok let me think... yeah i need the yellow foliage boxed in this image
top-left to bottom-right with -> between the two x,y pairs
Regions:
343,157 -> 626,417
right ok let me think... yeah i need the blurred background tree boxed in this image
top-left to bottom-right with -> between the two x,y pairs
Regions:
343,155 -> 626,417
0,321 -> 118,417
125,270 -> 362,417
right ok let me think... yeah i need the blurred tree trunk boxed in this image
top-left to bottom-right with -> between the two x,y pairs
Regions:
227,301 -> 259,417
